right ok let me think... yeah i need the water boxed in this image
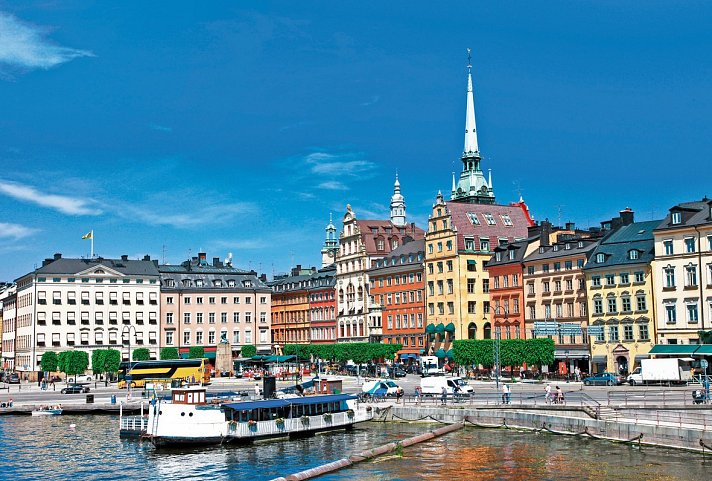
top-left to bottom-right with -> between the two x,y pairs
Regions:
0,415 -> 708,481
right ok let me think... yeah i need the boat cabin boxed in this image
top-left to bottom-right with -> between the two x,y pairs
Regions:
171,387 -> 207,405
224,394 -> 355,423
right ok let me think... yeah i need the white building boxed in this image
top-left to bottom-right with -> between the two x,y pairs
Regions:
6,253 -> 161,377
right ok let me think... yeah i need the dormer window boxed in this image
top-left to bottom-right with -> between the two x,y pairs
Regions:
195,279 -> 204,287
553,245 -> 559,252
227,279 -> 235,287
165,279 -> 175,287
182,279 -> 191,287
467,213 -> 480,226
629,250 -> 639,260
508,250 -> 515,260
578,241 -> 584,248
214,280 -> 222,287
565,243 -> 571,250
539,247 -> 545,254
500,214 -> 513,226
596,253 -> 605,264
672,211 -> 682,224
484,213 -> 496,225
495,252 -> 502,262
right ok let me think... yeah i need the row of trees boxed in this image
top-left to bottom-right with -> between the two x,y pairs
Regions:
282,343 -> 403,364
158,346 -> 208,360
40,350 -> 90,377
452,338 -> 555,371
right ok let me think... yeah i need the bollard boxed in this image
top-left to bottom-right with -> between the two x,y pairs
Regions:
111,395 -> 117,405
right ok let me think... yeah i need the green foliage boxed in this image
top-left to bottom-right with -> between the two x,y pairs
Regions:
698,330 -> 712,344
160,347 -> 179,360
40,351 -> 59,372
241,345 -> 257,358
91,349 -> 106,374
132,347 -> 151,361
281,343 -> 403,364
188,346 -> 205,359
104,349 -> 121,373
453,338 -> 555,369
57,350 -> 89,376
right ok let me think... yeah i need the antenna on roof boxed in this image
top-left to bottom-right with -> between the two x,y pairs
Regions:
224,252 -> 233,267
555,205 -> 566,227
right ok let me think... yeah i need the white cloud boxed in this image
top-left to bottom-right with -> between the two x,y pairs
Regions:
361,95 -> 380,107
304,152 -> 376,177
0,222 -> 39,240
0,12 -> 93,71
0,180 -> 102,215
149,123 -> 172,133
318,181 -> 348,191
120,201 -> 257,229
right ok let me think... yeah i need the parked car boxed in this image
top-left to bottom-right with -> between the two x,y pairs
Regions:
361,379 -> 403,398
6,373 -> 20,384
67,374 -> 92,383
61,384 -> 90,394
583,372 -> 624,386
388,367 -> 407,378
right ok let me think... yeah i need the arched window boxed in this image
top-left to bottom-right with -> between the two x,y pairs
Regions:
468,323 -> 477,340
483,322 -> 492,340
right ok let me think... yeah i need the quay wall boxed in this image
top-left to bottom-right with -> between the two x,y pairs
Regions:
388,405 -> 712,453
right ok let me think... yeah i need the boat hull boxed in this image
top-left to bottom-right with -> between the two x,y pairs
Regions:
31,410 -> 62,416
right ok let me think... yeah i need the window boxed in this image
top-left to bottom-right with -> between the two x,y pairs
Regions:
233,312 -> 240,323
480,238 -> 490,252
665,304 -> 677,324
607,297 -> 617,313
544,304 -> 551,319
482,279 -> 489,293
686,265 -> 698,287
196,313 -> 203,324
184,297 -> 191,305
664,267 -> 675,288
623,324 -> 634,341
593,298 -> 603,315
543,281 -> 550,293
246,312 -> 252,323
527,283 -> 535,295
484,213 -> 496,225
438,303 -> 444,315
500,214 -> 513,226
685,237 -> 696,253
467,279 -> 475,294
208,331 -> 216,344
687,303 -> 699,323
621,296 -> 631,312
196,331 -> 204,345
663,240 -> 673,255
184,312 -> 191,324
493,277 -> 500,289
554,262 -> 561,272
592,276 -> 601,287
183,331 -> 191,345
221,312 -> 227,324
672,211 -> 682,224
629,250 -> 639,260
495,251 -> 502,262
447,260 -> 453,272
528,306 -> 536,320
197,297 -> 204,305
636,294 -> 647,311
233,330 -> 240,344
634,271 -> 645,283
543,264 -> 549,273
605,274 -> 615,286
609,325 -> 619,342
577,259 -> 585,269
620,273 -> 629,284
464,237 -> 475,250
565,279 -> 573,291
564,260 -> 572,270
468,301 -> 476,314
209,313 -> 215,324
596,253 -> 605,264
447,302 -> 454,315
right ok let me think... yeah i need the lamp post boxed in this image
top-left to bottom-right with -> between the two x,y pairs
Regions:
491,305 -> 509,390
122,325 -> 137,397
564,349 -> 570,383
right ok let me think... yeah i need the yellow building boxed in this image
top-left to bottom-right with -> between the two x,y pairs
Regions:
584,219 -> 659,374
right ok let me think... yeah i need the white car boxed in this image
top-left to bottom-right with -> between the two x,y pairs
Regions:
67,374 -> 92,383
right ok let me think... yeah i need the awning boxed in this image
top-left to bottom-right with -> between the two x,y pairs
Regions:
435,323 -> 445,334
204,351 -> 216,360
693,345 -> 712,355
591,356 -> 607,363
265,355 -> 296,363
435,348 -> 447,359
467,260 -> 477,265
400,353 -> 416,359
555,349 -> 589,359
444,322 -> 456,333
425,324 -> 436,334
649,344 -> 699,355
446,349 -> 454,359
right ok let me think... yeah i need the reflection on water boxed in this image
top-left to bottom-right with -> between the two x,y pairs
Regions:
0,415 -> 708,481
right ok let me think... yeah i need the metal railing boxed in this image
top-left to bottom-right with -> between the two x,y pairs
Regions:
606,389 -> 709,407
120,415 -> 147,432
226,409 -> 372,438
403,390 -> 599,410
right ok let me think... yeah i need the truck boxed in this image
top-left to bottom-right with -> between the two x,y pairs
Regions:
420,376 -> 473,395
419,356 -> 443,376
626,358 -> 693,385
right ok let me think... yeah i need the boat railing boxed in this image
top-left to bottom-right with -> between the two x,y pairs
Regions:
227,408 -> 372,438
120,415 -> 148,432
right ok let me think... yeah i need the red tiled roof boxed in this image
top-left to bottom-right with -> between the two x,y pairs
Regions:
355,220 -> 425,256
446,201 -> 535,251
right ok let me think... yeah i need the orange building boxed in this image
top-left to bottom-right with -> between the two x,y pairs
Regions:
368,239 -> 426,363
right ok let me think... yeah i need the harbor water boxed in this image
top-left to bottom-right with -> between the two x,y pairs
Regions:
0,415 -> 708,480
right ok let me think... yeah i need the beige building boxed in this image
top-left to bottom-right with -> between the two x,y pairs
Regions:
584,219 -> 659,374
651,199 -> 712,347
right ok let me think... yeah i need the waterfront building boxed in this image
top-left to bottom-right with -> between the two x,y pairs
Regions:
269,265 -> 315,345
335,178 -> 425,343
651,199 -> 712,347
367,239 -> 426,362
6,254 -> 161,378
159,252 -> 272,358
307,265 -> 337,344
423,55 -> 534,353
584,215 -> 659,374
486,235 -> 542,342
1,282 -> 17,371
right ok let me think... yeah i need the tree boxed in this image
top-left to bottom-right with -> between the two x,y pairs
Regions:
189,346 -> 205,359
132,348 -> 151,361
41,351 -> 59,373
91,349 -> 107,375
58,350 -> 89,377
241,345 -> 257,358
160,347 -> 179,360
104,349 -> 121,376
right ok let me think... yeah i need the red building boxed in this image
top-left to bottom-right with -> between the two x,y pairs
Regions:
367,239 -> 426,364
308,265 -> 337,344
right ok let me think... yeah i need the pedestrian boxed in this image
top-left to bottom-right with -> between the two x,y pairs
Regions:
501,383 -> 510,404
555,385 -> 563,404
415,386 -> 422,405
545,384 -> 552,404
255,383 -> 261,398
574,366 -> 581,382
440,386 -> 448,405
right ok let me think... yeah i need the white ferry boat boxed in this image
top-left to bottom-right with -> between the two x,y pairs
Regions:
128,386 -> 372,448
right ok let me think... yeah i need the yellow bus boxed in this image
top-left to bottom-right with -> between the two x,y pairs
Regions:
117,359 -> 210,388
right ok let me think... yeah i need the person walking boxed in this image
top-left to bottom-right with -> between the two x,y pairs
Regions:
254,383 -> 261,399
502,383 -> 511,404
440,386 -> 448,405
415,386 -> 422,405
545,384 -> 552,404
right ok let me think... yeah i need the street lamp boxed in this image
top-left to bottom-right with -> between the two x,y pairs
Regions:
122,325 -> 137,397
491,305 -> 509,390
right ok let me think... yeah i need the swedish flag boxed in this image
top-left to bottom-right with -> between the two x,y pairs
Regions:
82,231 -> 93,240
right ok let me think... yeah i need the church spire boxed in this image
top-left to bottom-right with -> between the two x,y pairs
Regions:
320,212 -> 338,267
464,48 -> 479,156
390,173 -> 407,227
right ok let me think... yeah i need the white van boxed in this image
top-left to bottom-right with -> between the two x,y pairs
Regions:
420,376 -> 473,395
419,356 -> 443,376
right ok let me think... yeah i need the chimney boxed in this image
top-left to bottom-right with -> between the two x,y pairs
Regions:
213,257 -> 222,268
198,252 -> 207,261
143,255 -> 151,261
565,222 -> 575,231
620,207 -> 634,226
540,220 -> 552,247
42,258 -> 53,267
53,253 -> 62,260
121,255 -> 129,261
152,260 -> 159,267
259,273 -> 267,282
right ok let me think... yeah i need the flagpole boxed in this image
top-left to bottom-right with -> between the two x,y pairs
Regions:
91,230 -> 94,258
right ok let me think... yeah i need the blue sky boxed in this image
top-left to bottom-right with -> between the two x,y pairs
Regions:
1,2 -> 711,281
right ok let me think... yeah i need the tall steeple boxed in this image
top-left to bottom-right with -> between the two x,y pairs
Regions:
451,49 -> 496,205
320,212 -> 339,267
390,173 -> 407,227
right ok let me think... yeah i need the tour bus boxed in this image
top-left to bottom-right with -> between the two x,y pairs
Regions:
117,358 -> 210,388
